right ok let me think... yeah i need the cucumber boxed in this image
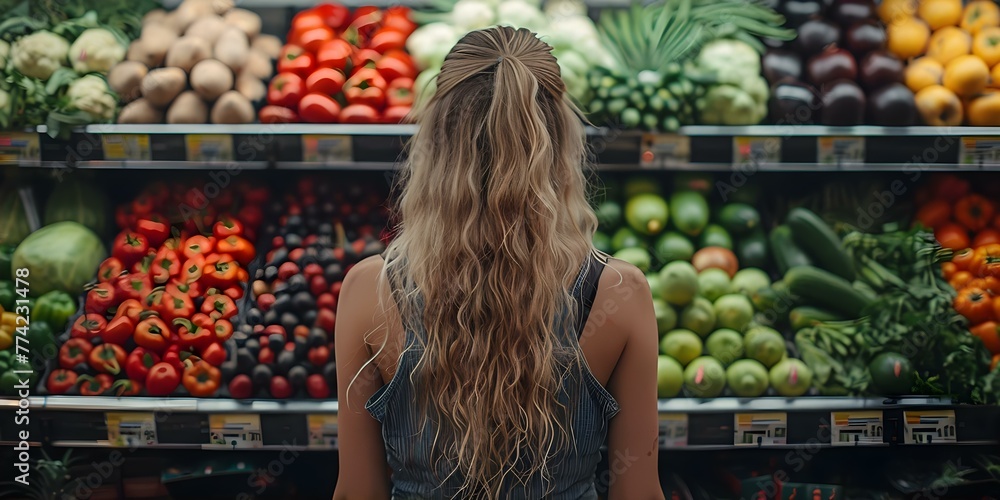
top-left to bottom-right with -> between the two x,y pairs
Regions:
736,228 -> 769,269
786,208 -> 855,281
784,266 -> 873,318
769,225 -> 812,274
788,306 -> 844,331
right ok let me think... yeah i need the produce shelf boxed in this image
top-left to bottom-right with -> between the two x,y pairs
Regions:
5,125 -> 1000,171
4,396 -> 996,452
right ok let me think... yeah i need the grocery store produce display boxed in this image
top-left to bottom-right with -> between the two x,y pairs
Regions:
227,179 -> 388,399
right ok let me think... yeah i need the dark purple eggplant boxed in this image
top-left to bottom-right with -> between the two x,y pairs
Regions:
845,19 -> 887,56
781,0 -> 824,28
769,79 -> 821,124
867,82 -> 916,126
796,18 -> 841,55
762,49 -> 804,84
807,46 -> 857,85
859,50 -> 904,89
820,79 -> 866,125
830,0 -> 876,28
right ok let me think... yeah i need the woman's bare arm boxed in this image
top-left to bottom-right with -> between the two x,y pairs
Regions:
333,256 -> 392,500
602,261 -> 664,500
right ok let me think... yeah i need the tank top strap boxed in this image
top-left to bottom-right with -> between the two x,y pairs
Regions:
571,251 -> 607,339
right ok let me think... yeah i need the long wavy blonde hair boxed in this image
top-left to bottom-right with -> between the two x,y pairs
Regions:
376,26 -> 599,496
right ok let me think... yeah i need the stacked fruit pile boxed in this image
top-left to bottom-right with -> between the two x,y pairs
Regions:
0,257 -> 65,396
44,182 -> 268,397
110,0 -> 277,124
258,4 -> 417,124
766,0 -> 916,125
227,179 -> 388,399
886,0 -> 1000,125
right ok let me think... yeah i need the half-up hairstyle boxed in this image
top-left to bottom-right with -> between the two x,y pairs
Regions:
376,26 -> 598,496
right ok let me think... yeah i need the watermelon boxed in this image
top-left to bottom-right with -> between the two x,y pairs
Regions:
12,221 -> 107,295
44,180 -> 108,236
0,187 -> 31,245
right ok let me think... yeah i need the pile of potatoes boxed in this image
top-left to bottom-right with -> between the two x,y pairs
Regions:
108,0 -> 282,124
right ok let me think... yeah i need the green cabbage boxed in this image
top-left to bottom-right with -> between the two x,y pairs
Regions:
12,221 -> 106,295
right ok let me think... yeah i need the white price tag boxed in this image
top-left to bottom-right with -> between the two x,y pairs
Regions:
207,414 -> 263,449
734,412 -> 787,446
106,412 -> 157,447
831,411 -> 883,446
959,137 -> 1000,167
658,413 -> 687,448
186,134 -> 234,162
640,134 -> 690,168
732,137 -> 780,165
817,136 -> 865,166
102,134 -> 151,161
904,410 -> 957,444
307,414 -> 338,449
302,135 -> 352,164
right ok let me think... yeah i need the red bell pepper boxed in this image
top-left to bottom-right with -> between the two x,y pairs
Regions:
382,105 -> 412,124
350,48 -> 381,69
71,313 -> 107,339
223,286 -> 244,301
217,235 -> 255,266
89,343 -> 126,375
114,299 -> 144,324
132,193 -> 155,217
179,254 -> 206,285
290,9 -> 325,36
306,67 -> 347,95
203,254 -> 240,289
259,105 -> 300,124
116,205 -> 136,230
277,46 -> 316,80
344,68 -> 387,109
136,214 -> 170,248
46,369 -> 78,395
376,50 -> 416,82
202,294 -> 238,320
317,38 -> 353,71
348,6 -> 381,44
183,235 -> 214,260
78,374 -> 113,396
368,28 -> 408,53
199,342 -> 227,367
382,6 -> 417,36
386,77 -> 414,107
267,72 -> 305,108
182,359 -> 221,397
298,93 -> 342,123
101,314 -> 135,345
115,271 -> 152,302
126,347 -> 161,382
97,257 -> 125,283
340,103 -> 380,123
213,318 -> 234,341
295,25 -> 334,53
145,362 -> 180,396
238,204 -> 264,230
135,314 -> 171,353
152,247 -> 182,285
85,282 -> 118,314
163,283 -> 195,322
314,3 -> 350,30
171,280 -> 201,298
143,286 -> 167,317
113,230 -> 149,268
59,338 -> 93,369
131,249 -> 156,274
111,379 -> 143,397
213,216 -> 244,238
174,315 -> 214,350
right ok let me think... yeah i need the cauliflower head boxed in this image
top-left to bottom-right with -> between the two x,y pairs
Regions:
67,75 -> 117,121
69,29 -> 126,75
12,31 -> 69,80
0,40 -> 10,69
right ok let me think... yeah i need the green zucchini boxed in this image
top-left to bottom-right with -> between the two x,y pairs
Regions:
788,306 -> 844,331
784,266 -> 873,318
736,228 -> 769,269
769,225 -> 812,274
786,208 -> 855,281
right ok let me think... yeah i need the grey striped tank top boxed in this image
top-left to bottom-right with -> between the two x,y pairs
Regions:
365,253 -> 620,499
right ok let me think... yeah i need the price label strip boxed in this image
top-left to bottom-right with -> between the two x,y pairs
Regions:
307,414 -> 338,449
734,412 -> 788,446
102,134 -> 151,161
302,135 -> 353,164
959,137 -> 1000,167
0,132 -> 41,165
658,413 -> 688,448
903,410 -> 957,444
640,134 -> 690,168
831,411 -> 883,446
817,136 -> 865,166
733,136 -> 781,166
207,414 -> 263,449
106,412 -> 157,447
186,134 -> 234,162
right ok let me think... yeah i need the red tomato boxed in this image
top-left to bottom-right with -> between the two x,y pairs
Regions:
914,199 -> 952,229
974,229 -> 1000,248
936,223 -> 971,251
306,68 -> 347,95
298,93 -> 342,123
